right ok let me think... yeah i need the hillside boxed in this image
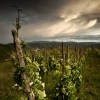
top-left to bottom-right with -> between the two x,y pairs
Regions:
27,41 -> 100,49
0,44 -> 14,62
0,41 -> 100,62
0,42 -> 100,99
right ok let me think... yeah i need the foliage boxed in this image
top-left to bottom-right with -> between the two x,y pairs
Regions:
1,45 -> 100,100
0,61 -> 25,100
78,48 -> 100,100
0,44 -> 13,62
33,47 -> 87,100
12,41 -> 47,100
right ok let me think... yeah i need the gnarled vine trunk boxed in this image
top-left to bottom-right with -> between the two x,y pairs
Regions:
12,30 -> 35,100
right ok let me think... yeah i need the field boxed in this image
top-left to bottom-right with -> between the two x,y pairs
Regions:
78,48 -> 100,100
0,43 -> 100,100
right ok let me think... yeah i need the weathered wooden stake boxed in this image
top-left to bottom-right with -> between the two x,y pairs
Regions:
77,48 -> 80,61
67,46 -> 69,58
75,47 -> 77,62
67,46 -> 69,63
45,49 -> 48,63
12,30 -> 35,100
61,42 -> 65,100
62,42 -> 65,73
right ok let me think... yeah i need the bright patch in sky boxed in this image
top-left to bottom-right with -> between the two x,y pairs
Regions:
0,0 -> 100,43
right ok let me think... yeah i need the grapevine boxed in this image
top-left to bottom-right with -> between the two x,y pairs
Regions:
12,40 -> 47,100
33,47 -> 87,100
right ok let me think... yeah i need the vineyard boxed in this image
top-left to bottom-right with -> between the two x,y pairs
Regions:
11,37 -> 89,100
0,6 -> 100,100
0,41 -> 100,100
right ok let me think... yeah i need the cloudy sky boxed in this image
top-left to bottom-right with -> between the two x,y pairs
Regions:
0,0 -> 100,43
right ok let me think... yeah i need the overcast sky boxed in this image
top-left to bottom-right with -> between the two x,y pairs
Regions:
0,0 -> 100,43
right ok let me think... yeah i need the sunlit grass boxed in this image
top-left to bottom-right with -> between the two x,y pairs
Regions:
78,48 -> 100,100
0,61 -> 14,86
0,48 -> 100,100
0,61 -> 24,100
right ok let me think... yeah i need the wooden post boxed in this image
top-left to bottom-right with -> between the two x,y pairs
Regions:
45,49 -> 48,63
75,47 -> 77,62
12,30 -> 35,100
77,48 -> 80,61
67,46 -> 69,63
61,42 -> 65,100
67,46 -> 69,59
32,51 -> 35,62
62,42 -> 65,73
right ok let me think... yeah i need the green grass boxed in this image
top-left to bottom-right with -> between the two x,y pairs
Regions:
0,47 -> 100,100
78,48 -> 100,100
0,61 -> 25,100
0,44 -> 14,62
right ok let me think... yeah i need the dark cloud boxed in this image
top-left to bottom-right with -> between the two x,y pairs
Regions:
0,0 -> 100,43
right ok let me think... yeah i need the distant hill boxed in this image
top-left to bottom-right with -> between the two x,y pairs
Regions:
0,41 -> 100,62
27,41 -> 100,49
89,43 -> 100,49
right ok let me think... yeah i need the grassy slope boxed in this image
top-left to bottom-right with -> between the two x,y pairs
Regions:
0,43 -> 26,100
0,61 -> 24,100
0,44 -> 14,62
78,48 -> 100,100
0,45 -> 100,100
